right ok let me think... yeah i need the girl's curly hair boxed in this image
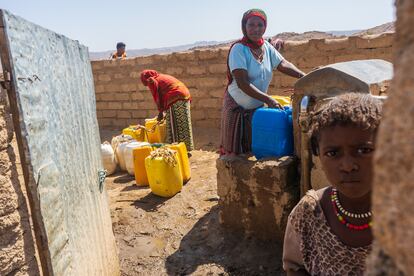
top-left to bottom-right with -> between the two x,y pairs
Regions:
310,93 -> 383,155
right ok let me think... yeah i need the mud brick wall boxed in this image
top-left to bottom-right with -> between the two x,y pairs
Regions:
92,33 -> 394,131
0,87 -> 40,275
216,156 -> 299,241
91,49 -> 229,130
365,1 -> 414,274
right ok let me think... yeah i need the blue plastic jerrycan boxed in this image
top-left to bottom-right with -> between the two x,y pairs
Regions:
252,106 -> 294,159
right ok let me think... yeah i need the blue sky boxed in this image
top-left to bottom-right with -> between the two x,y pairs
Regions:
1,0 -> 395,52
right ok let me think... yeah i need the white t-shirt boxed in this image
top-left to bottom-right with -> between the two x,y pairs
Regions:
228,40 -> 284,110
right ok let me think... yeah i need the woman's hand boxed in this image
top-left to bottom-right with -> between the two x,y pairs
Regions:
266,97 -> 283,109
157,112 -> 164,122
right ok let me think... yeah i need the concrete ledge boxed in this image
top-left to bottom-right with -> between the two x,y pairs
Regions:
216,156 -> 299,241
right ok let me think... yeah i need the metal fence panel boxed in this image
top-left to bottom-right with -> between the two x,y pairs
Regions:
0,10 -> 119,275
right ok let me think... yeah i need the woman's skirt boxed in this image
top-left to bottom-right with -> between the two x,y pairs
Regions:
220,91 -> 254,155
165,100 -> 194,151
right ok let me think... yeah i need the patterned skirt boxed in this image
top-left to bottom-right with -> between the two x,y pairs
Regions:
165,100 -> 194,151
220,91 -> 254,155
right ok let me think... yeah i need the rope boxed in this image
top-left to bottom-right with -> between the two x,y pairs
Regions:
149,147 -> 178,167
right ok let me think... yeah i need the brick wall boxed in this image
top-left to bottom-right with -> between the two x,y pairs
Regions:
92,33 -> 394,131
92,48 -> 228,130
0,87 -> 40,275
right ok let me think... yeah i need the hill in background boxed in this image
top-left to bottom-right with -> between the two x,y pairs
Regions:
89,22 -> 394,60
352,22 -> 394,36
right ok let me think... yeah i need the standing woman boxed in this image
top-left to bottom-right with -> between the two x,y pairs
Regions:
140,70 -> 194,151
220,9 -> 305,156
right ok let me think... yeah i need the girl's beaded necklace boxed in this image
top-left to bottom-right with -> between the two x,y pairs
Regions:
331,188 -> 372,231
332,188 -> 372,218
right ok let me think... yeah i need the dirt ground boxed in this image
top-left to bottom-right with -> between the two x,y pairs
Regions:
101,128 -> 284,275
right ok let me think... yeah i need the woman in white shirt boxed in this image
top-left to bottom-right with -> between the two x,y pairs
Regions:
220,9 -> 305,156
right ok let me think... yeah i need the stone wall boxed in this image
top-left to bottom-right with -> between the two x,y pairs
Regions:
0,87 -> 40,275
365,0 -> 414,274
216,156 -> 299,242
92,33 -> 394,132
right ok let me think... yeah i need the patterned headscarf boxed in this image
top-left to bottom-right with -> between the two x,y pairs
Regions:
140,70 -> 159,86
240,9 -> 267,49
224,9 -> 268,88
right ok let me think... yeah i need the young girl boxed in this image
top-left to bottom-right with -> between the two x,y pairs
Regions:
283,93 -> 383,275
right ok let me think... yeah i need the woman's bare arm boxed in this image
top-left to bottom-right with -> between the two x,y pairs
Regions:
277,59 -> 306,79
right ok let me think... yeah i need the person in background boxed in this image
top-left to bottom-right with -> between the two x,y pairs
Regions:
110,42 -> 127,60
140,70 -> 194,152
220,9 -> 305,156
283,93 -> 383,275
268,37 -> 285,51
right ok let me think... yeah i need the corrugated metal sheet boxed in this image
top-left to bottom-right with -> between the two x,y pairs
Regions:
295,59 -> 393,96
0,10 -> 119,275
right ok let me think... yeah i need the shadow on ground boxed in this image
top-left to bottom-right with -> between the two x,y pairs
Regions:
165,205 -> 284,275
113,173 -> 135,184
132,193 -> 170,212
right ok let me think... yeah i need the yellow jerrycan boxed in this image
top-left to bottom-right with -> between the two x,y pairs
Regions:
166,143 -> 191,183
122,125 -> 147,142
270,95 -> 291,106
145,117 -> 166,143
145,148 -> 183,197
133,146 -> 153,186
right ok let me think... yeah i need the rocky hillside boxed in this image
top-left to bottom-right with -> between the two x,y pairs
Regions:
89,22 -> 394,60
352,22 -> 394,36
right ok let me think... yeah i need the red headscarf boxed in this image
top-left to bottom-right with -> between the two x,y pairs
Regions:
240,9 -> 267,49
140,70 -> 191,112
140,69 -> 159,86
226,9 -> 268,87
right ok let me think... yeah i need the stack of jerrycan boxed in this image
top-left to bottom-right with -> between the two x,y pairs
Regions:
133,142 -> 191,188
145,147 -> 183,197
271,95 -> 291,106
122,125 -> 147,142
252,105 -> 294,159
133,145 -> 153,186
166,143 -> 191,183
122,116 -> 166,143
124,141 -> 150,175
112,135 -> 135,171
122,116 -> 167,182
145,117 -> 166,143
116,141 -> 129,171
